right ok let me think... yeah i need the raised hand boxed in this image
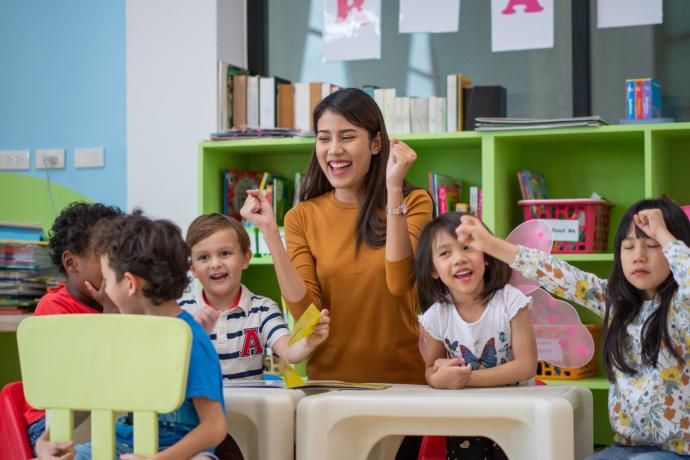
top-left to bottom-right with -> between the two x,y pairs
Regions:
455,214 -> 494,253
240,189 -> 278,233
386,139 -> 417,189
634,208 -> 674,246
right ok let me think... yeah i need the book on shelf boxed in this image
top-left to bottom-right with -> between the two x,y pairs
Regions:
475,116 -> 607,131
259,76 -> 291,129
468,186 -> 483,219
0,221 -> 44,241
232,74 -> 248,128
246,75 -> 260,128
410,98 -> 429,134
394,97 -> 411,134
223,170 -> 264,220
294,82 -> 323,133
373,88 -> 396,134
428,172 -> 462,216
277,83 -> 295,129
517,170 -> 549,200
447,74 -> 473,132
0,241 -> 63,311
217,62 -> 247,131
428,96 -> 447,133
270,175 -> 290,226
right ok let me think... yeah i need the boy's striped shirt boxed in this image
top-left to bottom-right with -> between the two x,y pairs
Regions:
179,284 -> 289,380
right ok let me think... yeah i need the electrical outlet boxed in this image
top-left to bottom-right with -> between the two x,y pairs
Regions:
36,149 -> 65,169
75,147 -> 105,168
0,150 -> 30,170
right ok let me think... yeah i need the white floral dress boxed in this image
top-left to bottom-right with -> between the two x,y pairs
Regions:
511,241 -> 690,455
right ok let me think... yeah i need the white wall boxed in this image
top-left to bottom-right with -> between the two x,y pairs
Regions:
127,0 -> 245,230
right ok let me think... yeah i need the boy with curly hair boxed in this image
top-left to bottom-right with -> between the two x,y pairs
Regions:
36,210 -> 226,460
24,201 -> 122,453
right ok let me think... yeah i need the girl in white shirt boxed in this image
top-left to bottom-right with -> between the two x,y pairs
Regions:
415,211 -> 537,460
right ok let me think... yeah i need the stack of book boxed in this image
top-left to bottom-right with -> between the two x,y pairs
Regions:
475,116 -> 607,131
0,241 -> 63,314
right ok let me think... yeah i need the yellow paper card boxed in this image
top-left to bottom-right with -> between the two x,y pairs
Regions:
283,364 -> 305,388
287,303 -> 320,345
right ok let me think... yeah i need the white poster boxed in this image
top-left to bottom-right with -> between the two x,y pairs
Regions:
399,0 -> 460,34
323,0 -> 381,61
598,0 -> 662,29
491,0 -> 554,52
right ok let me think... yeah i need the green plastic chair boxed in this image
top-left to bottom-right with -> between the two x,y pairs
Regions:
17,314 -> 192,458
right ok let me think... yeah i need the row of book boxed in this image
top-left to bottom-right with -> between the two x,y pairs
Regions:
427,172 -> 483,219
217,63 -> 506,136
0,240 -> 63,314
218,61 -> 342,134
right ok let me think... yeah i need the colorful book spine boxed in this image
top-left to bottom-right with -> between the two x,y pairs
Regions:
642,79 -> 651,119
438,186 -> 448,214
625,80 -> 635,119
634,80 -> 643,119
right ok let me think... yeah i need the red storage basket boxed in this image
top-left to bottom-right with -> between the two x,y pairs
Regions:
518,199 -> 613,254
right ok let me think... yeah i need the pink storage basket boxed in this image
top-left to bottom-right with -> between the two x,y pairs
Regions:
518,199 -> 613,254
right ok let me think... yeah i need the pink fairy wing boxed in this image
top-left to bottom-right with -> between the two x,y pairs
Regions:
529,288 -> 594,368
506,219 -> 553,295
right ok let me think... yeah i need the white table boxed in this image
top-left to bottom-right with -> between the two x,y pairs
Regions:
223,386 -> 306,460
296,384 -> 593,460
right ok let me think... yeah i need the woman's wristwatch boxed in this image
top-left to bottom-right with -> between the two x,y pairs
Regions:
385,202 -> 407,215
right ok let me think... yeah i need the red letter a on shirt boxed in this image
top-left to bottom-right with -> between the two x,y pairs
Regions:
241,328 -> 263,357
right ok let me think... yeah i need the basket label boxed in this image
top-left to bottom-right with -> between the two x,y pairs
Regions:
542,219 -> 579,242
537,338 -> 564,362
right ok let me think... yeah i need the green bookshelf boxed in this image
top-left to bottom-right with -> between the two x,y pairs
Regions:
199,121 -> 690,447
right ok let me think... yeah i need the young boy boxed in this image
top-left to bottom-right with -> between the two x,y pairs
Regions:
179,213 -> 329,381
37,211 -> 227,460
25,202 -> 122,452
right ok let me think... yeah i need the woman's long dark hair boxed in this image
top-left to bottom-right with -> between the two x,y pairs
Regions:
604,198 -> 690,381
414,212 -> 512,311
300,88 -> 417,248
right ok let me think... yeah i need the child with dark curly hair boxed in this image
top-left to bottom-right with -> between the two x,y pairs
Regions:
35,210 -> 226,460
24,201 -> 122,453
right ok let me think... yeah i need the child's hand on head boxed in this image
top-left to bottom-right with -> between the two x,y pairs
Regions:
84,279 -> 118,313
386,139 -> 417,188
193,305 -> 221,333
240,189 -> 278,233
34,430 -> 75,460
431,358 -> 472,390
455,214 -> 493,253
634,209 -> 675,246
306,308 -> 330,348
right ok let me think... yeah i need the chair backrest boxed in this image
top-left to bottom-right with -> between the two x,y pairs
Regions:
17,314 -> 191,458
0,381 -> 33,460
